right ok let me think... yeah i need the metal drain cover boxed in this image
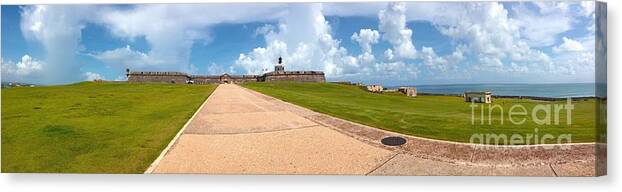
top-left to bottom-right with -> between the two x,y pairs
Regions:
381,136 -> 406,146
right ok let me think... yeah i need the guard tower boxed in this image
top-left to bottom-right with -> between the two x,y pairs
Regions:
275,57 -> 285,74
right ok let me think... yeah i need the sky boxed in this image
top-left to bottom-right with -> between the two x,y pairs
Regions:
0,1 -> 601,86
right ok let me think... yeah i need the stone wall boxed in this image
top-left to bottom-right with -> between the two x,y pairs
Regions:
191,76 -> 221,84
127,69 -> 325,84
229,75 -> 260,84
262,71 -> 325,82
127,72 -> 189,84
190,75 -> 259,84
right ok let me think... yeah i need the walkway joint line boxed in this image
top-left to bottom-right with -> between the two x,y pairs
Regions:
549,164 -> 559,177
365,153 -> 399,176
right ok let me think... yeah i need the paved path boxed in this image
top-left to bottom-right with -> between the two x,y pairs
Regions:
147,84 -> 598,176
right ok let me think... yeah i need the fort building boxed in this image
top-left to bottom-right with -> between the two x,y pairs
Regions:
126,57 -> 325,84
464,91 -> 492,103
398,87 -> 417,97
366,85 -> 384,93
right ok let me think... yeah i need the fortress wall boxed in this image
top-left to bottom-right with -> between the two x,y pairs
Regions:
190,75 -> 258,84
128,73 -> 189,84
264,73 -> 325,82
191,76 -> 221,84
127,69 -> 325,84
230,77 -> 259,84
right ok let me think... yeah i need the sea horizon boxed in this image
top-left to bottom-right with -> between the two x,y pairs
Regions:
387,83 -> 601,98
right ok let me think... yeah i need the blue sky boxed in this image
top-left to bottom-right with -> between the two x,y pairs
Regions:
1,2 -> 599,85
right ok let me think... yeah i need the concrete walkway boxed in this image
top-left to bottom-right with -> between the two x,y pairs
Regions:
147,84 -> 599,176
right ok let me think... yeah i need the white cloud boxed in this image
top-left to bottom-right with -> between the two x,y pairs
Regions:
235,40 -> 287,74
96,4 -> 289,73
1,55 -> 44,83
323,3 -> 386,17
420,45 -> 465,74
511,2 -> 574,47
580,1 -> 595,17
83,72 -> 103,81
550,36 -> 595,76
347,1 -> 594,80
19,4 -> 289,84
420,47 -> 448,71
477,56 -> 504,72
9,55 -> 43,76
420,47 -> 443,63
15,2 -> 598,85
234,3 -> 363,78
378,2 -> 417,60
553,37 -> 586,53
206,62 -> 229,75
90,45 -> 164,71
372,61 -> 419,81
351,29 -> 380,65
431,2 -> 563,75
437,3 -> 518,57
20,5 -> 95,83
351,29 -> 380,53
233,3 -> 431,83
383,49 -> 395,61
509,62 -> 529,73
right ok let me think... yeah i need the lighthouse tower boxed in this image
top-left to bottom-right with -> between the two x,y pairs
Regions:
274,57 -> 285,74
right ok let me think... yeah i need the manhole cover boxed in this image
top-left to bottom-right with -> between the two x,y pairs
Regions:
381,136 -> 406,146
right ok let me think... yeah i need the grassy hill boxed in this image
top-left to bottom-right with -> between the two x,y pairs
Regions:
1,82 -> 216,173
243,82 -> 597,144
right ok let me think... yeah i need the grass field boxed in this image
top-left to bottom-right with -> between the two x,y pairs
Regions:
243,82 -> 597,144
1,82 -> 216,173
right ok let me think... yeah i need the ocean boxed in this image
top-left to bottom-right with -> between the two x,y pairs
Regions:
390,83 -> 599,98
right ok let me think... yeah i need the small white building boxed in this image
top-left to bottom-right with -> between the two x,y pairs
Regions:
464,91 -> 492,103
398,87 -> 417,97
366,85 -> 384,93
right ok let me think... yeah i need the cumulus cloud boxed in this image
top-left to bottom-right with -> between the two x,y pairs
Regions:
13,2 -> 598,84
580,1 -> 595,17
234,3 -> 362,78
351,29 -> 380,65
553,37 -> 586,53
326,1 -> 594,79
96,4 -> 291,73
323,2 -> 386,17
2,55 -> 43,76
206,62 -> 230,75
512,2 -> 574,47
89,45 -> 164,71
378,2 -> 417,60
83,72 -> 103,81
550,36 -> 595,76
1,55 -> 44,83
18,4 -> 288,84
235,40 -> 288,74
420,47 -> 448,71
437,3 -> 518,57
351,29 -> 380,53
20,5 -> 96,84
432,2 -> 563,75
509,62 -> 529,73
383,49 -> 395,61
372,61 -> 419,81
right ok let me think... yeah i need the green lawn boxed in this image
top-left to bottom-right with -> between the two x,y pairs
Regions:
243,82 -> 597,144
1,82 -> 216,173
